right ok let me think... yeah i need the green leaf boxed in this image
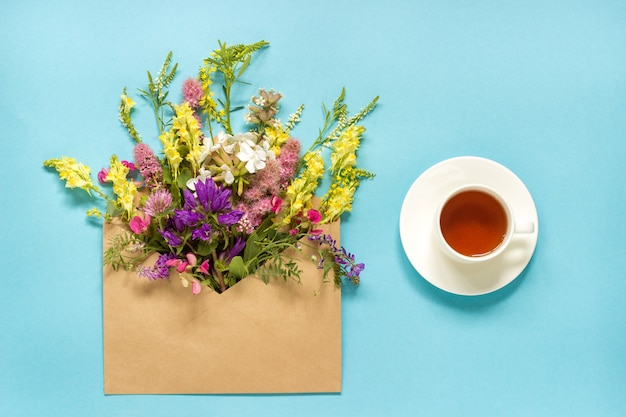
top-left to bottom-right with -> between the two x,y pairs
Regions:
237,55 -> 251,78
195,240 -> 217,257
177,167 -> 192,189
228,256 -> 247,279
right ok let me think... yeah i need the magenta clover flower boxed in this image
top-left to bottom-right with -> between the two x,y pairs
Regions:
144,189 -> 173,217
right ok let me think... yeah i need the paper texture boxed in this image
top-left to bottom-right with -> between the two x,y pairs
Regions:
103,219 -> 341,394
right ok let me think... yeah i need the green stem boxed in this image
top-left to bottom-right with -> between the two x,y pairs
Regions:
224,81 -> 232,134
211,251 -> 227,292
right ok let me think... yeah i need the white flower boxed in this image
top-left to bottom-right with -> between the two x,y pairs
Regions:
198,142 -> 213,164
236,137 -> 273,174
220,164 -> 235,185
186,167 -> 212,190
209,131 -> 232,153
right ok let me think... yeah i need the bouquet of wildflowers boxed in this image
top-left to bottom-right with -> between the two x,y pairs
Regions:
44,41 -> 377,295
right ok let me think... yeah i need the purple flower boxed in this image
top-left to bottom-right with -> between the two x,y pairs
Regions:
173,209 -> 203,229
195,178 -> 232,212
217,210 -> 244,226
191,223 -> 213,241
308,233 -> 363,286
137,253 -> 175,281
159,228 -> 182,247
226,237 -> 246,261
183,189 -> 196,211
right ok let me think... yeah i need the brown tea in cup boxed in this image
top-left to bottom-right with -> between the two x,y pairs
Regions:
439,189 -> 508,257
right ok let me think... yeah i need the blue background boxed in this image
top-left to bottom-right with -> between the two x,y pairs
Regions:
2,0 -> 625,415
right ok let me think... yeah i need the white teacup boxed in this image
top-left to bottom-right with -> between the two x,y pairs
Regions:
435,184 -> 535,263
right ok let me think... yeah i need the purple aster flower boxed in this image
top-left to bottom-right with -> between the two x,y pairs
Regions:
173,209 -> 203,229
144,189 -> 173,217
195,178 -> 232,212
159,228 -> 182,247
226,237 -> 246,261
191,223 -> 213,241
217,210 -> 244,226
183,189 -> 196,211
194,178 -> 213,212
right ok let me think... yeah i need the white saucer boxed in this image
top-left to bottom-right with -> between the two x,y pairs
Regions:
399,156 -> 539,296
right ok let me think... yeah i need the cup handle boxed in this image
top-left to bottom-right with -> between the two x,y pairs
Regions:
514,222 -> 535,234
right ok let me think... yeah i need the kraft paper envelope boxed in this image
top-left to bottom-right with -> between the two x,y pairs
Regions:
103,219 -> 341,394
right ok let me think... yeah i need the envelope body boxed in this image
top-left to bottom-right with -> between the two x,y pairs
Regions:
103,220 -> 342,394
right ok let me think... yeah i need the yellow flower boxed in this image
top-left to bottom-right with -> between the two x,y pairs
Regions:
322,181 -> 356,222
199,63 -> 223,127
120,93 -> 135,114
282,151 -> 325,224
330,125 -> 364,173
173,103 -> 203,173
159,103 -> 203,178
106,155 -> 137,219
303,151 -> 325,179
43,156 -> 94,192
86,208 -> 102,218
265,124 -> 289,151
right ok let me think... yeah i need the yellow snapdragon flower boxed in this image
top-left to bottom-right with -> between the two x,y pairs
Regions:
120,93 -> 135,114
282,151 -> 325,224
160,103 -> 203,179
330,125 -> 364,173
172,103 -> 202,174
106,155 -> 137,219
159,131 -> 182,179
43,156 -> 94,193
321,175 -> 357,222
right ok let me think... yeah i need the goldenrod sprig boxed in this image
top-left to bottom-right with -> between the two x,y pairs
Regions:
201,40 -> 268,134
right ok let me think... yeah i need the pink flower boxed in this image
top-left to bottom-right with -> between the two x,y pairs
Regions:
186,253 -> 197,266
307,209 -> 321,224
289,228 -> 298,236
271,196 -> 282,213
182,78 -> 203,108
192,280 -> 202,295
198,259 -> 210,274
98,168 -> 109,184
166,259 -> 188,273
121,160 -> 137,171
129,214 -> 151,234
133,143 -> 163,188
277,139 -> 301,184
